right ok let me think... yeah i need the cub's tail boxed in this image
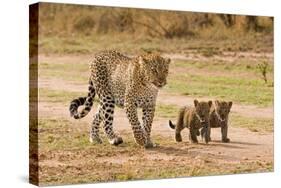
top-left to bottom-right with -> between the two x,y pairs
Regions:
169,120 -> 176,129
69,79 -> 95,119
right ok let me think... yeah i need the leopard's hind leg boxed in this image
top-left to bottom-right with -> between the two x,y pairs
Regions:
90,105 -> 103,144
100,94 -> 123,146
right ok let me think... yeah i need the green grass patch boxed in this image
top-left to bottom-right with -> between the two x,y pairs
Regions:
39,88 -> 86,105
173,58 -> 274,76
155,103 -> 179,119
230,114 -> 273,132
164,70 -> 273,107
39,61 -> 89,83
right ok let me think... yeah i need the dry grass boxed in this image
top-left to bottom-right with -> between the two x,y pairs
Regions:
37,118 -> 273,186
36,3 -> 273,55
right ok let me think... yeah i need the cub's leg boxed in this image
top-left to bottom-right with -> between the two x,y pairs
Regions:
125,101 -> 147,146
142,106 -> 157,148
189,127 -> 199,143
201,126 -> 212,142
208,127 -> 212,142
204,124 -> 211,144
174,108 -> 185,142
221,125 -> 230,143
100,95 -> 123,146
175,126 -> 183,142
90,105 -> 103,144
200,127 -> 211,141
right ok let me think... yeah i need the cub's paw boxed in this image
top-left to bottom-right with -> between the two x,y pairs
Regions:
175,133 -> 182,142
204,136 -> 211,144
191,140 -> 199,144
222,138 -> 230,143
109,136 -> 124,146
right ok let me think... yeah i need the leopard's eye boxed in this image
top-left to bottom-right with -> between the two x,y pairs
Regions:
154,68 -> 158,73
151,67 -> 158,73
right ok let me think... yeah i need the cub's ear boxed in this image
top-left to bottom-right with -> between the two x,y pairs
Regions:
208,100 -> 212,108
228,101 -> 233,109
194,99 -> 199,107
214,100 -> 220,106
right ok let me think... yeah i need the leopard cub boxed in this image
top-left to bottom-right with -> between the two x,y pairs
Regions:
201,100 -> 233,143
169,99 -> 212,144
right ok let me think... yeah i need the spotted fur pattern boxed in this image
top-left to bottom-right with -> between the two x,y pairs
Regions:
201,100 -> 233,143
69,50 -> 170,147
169,99 -> 212,144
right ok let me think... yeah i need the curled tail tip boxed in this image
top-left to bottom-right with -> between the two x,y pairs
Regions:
70,113 -> 82,119
73,114 -> 80,119
169,120 -> 175,129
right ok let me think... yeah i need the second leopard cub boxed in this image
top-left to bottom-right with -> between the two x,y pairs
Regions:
169,99 -> 212,144
201,100 -> 233,143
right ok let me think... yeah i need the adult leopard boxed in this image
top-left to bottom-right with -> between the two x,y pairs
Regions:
69,50 -> 170,148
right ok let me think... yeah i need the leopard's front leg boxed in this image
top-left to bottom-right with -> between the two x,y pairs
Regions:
142,106 -> 157,148
124,99 -> 147,147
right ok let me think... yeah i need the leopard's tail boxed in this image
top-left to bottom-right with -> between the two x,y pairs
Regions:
69,79 -> 95,119
169,120 -> 176,129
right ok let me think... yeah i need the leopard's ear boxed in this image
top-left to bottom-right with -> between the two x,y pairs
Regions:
208,100 -> 212,108
138,56 -> 144,63
166,58 -> 171,64
194,99 -> 199,107
228,101 -> 233,109
138,56 -> 148,66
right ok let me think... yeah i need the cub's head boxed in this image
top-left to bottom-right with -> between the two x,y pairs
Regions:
139,53 -> 170,88
194,99 -> 212,124
214,100 -> 233,124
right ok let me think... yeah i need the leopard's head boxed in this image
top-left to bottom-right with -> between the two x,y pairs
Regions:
139,53 -> 170,88
194,99 -> 212,125
214,100 -> 233,125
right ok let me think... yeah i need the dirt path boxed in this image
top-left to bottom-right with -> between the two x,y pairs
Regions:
38,100 -> 273,168
38,75 -> 273,165
38,76 -> 273,163
39,77 -> 273,119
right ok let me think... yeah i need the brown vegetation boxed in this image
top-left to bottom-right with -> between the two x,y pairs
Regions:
38,3 -> 273,39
